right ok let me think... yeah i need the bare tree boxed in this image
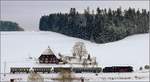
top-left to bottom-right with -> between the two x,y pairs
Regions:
91,57 -> 98,67
72,42 -> 87,60
82,59 -> 88,67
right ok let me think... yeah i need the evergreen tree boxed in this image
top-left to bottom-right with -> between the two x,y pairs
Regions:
0,21 -> 24,31
39,7 -> 149,44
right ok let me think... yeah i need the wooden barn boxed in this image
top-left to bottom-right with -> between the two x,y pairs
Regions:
38,46 -> 59,64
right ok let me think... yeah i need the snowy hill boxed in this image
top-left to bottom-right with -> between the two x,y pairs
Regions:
1,31 -> 149,73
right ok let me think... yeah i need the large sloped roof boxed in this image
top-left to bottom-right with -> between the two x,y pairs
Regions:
41,46 -> 54,55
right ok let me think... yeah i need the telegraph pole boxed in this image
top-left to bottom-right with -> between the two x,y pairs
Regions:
4,61 -> 6,76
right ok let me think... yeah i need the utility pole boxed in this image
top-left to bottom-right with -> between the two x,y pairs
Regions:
4,61 -> 6,76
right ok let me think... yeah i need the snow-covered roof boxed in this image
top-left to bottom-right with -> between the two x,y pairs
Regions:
41,46 -> 54,55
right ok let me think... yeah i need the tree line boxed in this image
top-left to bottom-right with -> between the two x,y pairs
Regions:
39,7 -> 149,43
0,21 -> 24,31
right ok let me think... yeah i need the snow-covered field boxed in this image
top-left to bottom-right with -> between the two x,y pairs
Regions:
1,31 -> 149,73
1,72 -> 149,81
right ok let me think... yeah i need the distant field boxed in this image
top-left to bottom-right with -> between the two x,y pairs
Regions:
1,32 -> 149,73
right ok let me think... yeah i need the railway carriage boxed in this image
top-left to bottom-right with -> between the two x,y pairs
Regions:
72,67 -> 102,73
33,67 -> 52,73
10,67 -> 30,73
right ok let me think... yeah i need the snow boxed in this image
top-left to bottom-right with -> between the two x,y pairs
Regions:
41,46 -> 54,55
1,72 -> 149,81
1,31 -> 149,73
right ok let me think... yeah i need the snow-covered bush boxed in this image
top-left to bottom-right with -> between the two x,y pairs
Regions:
28,70 -> 44,82
144,65 -> 150,70
139,67 -> 143,70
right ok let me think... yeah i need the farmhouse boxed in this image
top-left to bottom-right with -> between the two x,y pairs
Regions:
38,46 -> 59,64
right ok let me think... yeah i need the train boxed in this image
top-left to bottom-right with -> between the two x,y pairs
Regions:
102,66 -> 133,73
10,66 -> 133,74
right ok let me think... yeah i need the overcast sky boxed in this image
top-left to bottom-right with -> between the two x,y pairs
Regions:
1,1 -> 149,31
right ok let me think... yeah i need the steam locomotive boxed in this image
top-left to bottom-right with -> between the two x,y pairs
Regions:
102,66 -> 133,73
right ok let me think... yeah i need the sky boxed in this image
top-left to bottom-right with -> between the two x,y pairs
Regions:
1,1 -> 149,31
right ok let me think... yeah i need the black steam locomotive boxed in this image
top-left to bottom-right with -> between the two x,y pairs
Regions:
102,66 -> 133,73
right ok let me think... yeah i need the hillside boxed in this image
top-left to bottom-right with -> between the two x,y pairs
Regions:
39,8 -> 149,43
0,31 -> 149,73
0,21 -> 24,31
